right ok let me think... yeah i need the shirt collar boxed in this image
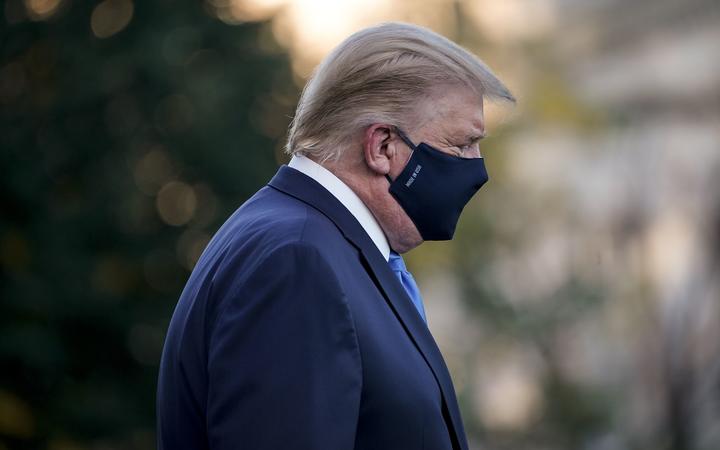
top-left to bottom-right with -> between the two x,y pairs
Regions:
288,154 -> 391,261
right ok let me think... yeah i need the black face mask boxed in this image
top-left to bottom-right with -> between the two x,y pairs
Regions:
385,129 -> 489,241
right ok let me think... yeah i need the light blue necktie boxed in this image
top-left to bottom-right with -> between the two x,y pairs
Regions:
388,251 -> 427,324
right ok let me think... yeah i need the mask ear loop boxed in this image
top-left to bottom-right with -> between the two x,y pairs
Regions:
386,127 -> 418,183
395,128 -> 418,151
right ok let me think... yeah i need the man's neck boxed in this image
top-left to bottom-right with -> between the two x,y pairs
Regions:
327,161 -> 420,254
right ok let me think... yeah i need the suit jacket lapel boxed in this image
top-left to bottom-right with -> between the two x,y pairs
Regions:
268,165 -> 469,450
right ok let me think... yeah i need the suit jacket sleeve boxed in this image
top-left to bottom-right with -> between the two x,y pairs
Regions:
206,241 -> 362,450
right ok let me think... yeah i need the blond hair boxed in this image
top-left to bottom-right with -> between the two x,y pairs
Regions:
285,22 -> 515,162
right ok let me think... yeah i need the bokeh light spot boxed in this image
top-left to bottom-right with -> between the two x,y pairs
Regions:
474,353 -> 544,431
133,147 -> 178,195
91,0 -> 134,39
23,0 -> 62,21
207,0 -> 286,24
156,181 -> 197,226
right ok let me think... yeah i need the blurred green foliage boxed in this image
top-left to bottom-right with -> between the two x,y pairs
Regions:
1,1 -> 298,448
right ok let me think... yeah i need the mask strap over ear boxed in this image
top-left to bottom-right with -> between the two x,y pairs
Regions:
386,127 -> 417,184
395,127 -> 417,151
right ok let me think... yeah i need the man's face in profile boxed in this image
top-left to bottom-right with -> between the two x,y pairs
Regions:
398,87 -> 486,162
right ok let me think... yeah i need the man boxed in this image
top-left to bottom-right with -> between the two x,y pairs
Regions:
157,22 -> 514,450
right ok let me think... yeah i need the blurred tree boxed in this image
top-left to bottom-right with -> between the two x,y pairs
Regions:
0,0 -> 298,448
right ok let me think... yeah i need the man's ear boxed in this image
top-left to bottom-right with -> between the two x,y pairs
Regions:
362,124 -> 400,176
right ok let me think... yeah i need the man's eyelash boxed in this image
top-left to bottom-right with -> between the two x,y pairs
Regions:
458,136 -> 484,147
460,139 -> 481,148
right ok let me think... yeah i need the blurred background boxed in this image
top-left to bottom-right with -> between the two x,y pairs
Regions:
1,0 -> 719,449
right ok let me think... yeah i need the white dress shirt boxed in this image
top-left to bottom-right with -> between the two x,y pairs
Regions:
288,154 -> 391,261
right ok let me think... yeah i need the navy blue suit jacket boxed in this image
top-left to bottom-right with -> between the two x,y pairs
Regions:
157,165 -> 469,450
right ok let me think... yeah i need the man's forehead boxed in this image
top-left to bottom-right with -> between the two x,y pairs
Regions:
420,88 -> 484,127
436,101 -> 485,136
